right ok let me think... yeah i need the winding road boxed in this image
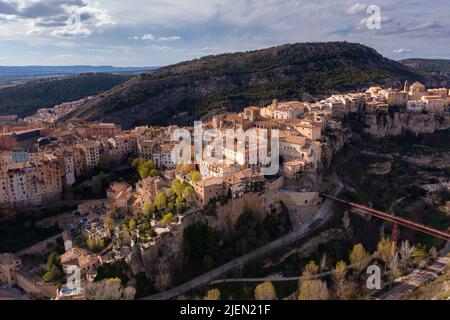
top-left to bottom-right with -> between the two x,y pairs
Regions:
142,182 -> 343,300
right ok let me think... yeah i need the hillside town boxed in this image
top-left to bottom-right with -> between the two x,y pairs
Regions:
1,81 -> 450,300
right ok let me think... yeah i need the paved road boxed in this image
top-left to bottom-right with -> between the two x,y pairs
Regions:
380,241 -> 450,300
142,183 -> 343,300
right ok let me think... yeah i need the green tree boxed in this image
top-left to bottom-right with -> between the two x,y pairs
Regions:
137,160 -> 158,179
46,252 -> 61,271
154,192 -> 167,211
43,264 -> 63,283
138,166 -> 149,179
176,164 -> 190,175
161,213 -> 174,227
43,252 -> 63,283
104,216 -> 115,231
172,179 -> 185,196
187,171 -> 202,183
98,239 -> 106,250
128,219 -> 137,229
132,158 -> 145,168
412,244 -> 427,264
254,281 -> 277,300
181,185 -> 195,203
87,238 -> 96,251
143,202 -> 156,216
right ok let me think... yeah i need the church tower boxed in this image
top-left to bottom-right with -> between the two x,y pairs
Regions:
403,80 -> 409,92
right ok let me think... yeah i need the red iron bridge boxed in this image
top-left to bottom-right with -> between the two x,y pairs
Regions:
321,194 -> 450,241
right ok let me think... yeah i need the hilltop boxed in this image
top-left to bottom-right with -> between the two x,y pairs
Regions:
66,42 -> 431,127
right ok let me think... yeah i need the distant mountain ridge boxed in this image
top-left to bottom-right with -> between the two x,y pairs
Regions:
400,58 -> 450,74
0,73 -> 132,117
67,42 -> 431,128
0,65 -> 158,76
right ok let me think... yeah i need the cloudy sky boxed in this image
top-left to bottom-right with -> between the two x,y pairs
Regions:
0,0 -> 448,66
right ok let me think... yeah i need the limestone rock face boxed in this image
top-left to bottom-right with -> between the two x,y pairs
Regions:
127,244 -> 145,275
364,112 -> 450,138
321,127 -> 352,169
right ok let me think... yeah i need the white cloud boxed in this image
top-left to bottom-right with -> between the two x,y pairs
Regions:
157,35 -> 180,41
147,44 -> 171,50
1,0 -> 449,66
141,33 -> 155,40
0,0 -> 114,38
393,48 -> 412,54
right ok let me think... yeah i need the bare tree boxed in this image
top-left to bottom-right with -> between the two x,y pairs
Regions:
84,279 -> 136,300
429,247 -> 438,260
349,243 -> 371,274
387,252 -> 400,282
254,282 -> 277,300
302,260 -> 319,277
154,260 -> 172,292
399,240 -> 414,271
376,238 -> 393,269
203,288 -> 221,300
331,260 -> 347,284
298,279 -> 329,300
331,260 -> 348,298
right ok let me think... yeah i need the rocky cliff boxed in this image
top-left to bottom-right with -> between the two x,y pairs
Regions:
363,112 -> 450,138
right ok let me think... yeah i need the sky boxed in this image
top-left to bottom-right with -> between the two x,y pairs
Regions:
0,0 -> 449,67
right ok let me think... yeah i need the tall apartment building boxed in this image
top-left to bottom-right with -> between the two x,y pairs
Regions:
59,152 -> 76,186
78,141 -> 100,169
0,154 -> 64,208
108,134 -> 138,158
137,139 -> 156,161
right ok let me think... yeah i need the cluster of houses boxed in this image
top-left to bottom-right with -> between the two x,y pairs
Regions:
1,81 -> 449,299
1,81 -> 449,210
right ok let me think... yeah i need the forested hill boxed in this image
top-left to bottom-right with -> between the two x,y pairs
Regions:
0,73 -> 131,117
67,42 -> 431,128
